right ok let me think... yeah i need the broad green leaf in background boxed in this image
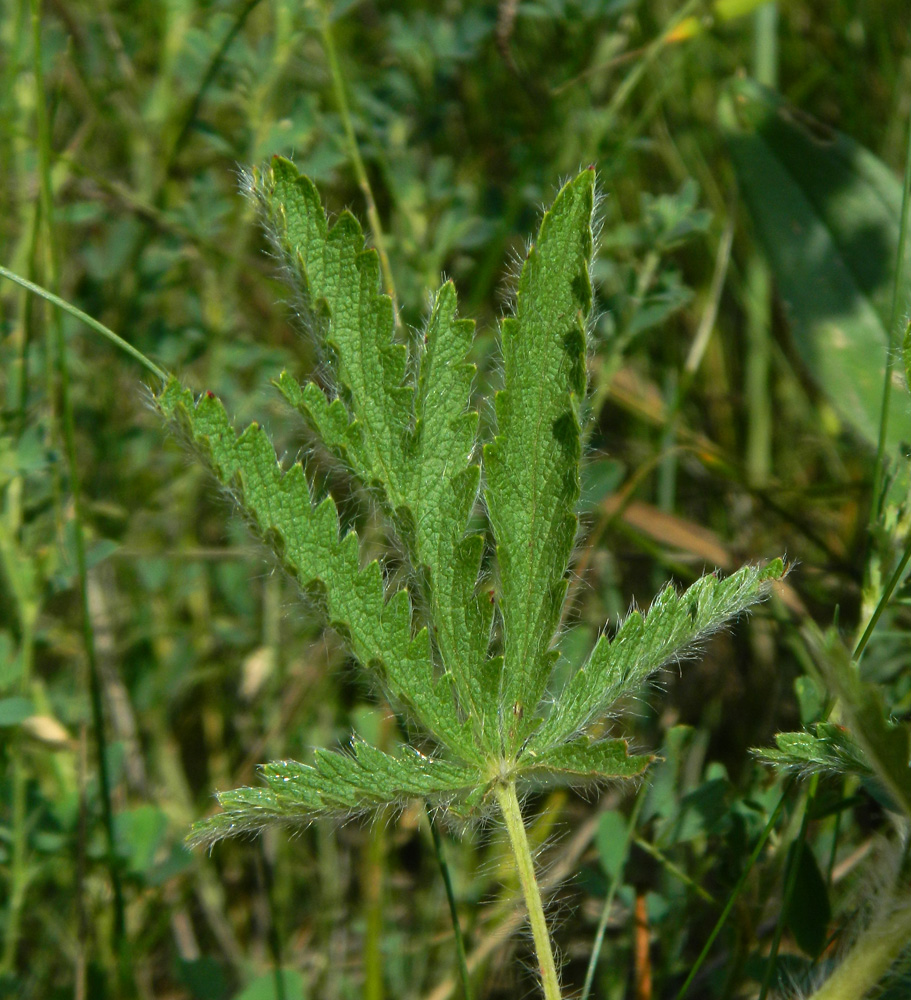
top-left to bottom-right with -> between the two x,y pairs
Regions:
721,77 -> 911,450
784,841 -> 831,958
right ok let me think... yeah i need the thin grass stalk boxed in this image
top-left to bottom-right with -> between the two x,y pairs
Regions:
0,615 -> 35,975
657,213 -> 734,509
854,513 -> 911,660
427,812 -> 474,1000
169,0 -> 264,163
758,775 -> 818,1000
364,804 -> 389,1000
580,0 -> 701,153
580,791 -> 645,1000
28,1 -> 130,987
0,266 -> 167,381
745,3 -> 777,489
675,779 -> 791,1000
314,0 -> 399,322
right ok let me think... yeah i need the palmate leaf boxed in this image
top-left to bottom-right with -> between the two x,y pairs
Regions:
758,724 -> 874,782
758,722 -> 911,815
803,627 -> 911,820
484,168 -> 595,753
158,165 -> 784,858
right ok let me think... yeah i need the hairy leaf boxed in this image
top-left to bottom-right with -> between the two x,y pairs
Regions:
156,379 -> 473,760
265,163 -> 490,747
484,168 -> 596,752
404,283 -> 495,748
758,724 -> 873,780
155,166 -> 784,856
529,560 -> 785,753
189,741 -> 483,847
264,157 -> 411,502
804,627 -> 911,820
519,736 -> 652,781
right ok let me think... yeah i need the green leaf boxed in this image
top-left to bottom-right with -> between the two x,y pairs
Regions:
757,724 -> 873,781
188,740 -> 483,847
114,804 -> 168,875
519,736 -> 652,781
264,157 -> 411,502
404,282 -> 494,747
266,163 -> 492,749
156,379 -> 472,759
235,970 -> 306,1000
484,168 -> 596,752
158,167 -> 785,859
0,696 -> 34,727
530,560 -> 785,753
805,627 -> 911,820
721,77 -> 911,450
784,841 -> 831,958
596,810 -> 629,881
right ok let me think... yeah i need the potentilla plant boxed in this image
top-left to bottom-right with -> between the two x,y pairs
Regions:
156,158 -> 783,999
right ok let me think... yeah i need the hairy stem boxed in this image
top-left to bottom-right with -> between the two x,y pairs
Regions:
495,781 -> 562,1000
808,904 -> 911,1000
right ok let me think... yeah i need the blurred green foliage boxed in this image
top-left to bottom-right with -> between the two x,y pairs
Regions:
2,1 -> 911,998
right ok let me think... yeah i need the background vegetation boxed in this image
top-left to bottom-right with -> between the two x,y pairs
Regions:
2,1 -> 910,998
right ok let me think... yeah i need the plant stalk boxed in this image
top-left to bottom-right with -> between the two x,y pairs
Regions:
494,781 -> 562,1000
314,0 -> 399,322
808,904 -> 911,1000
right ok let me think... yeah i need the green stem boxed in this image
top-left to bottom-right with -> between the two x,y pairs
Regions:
494,781 -> 562,1000
0,618 -> 35,974
169,0 -> 264,164
29,4 -> 130,987
0,264 -> 167,382
746,0 -> 777,489
808,904 -> 911,1000
580,791 -> 645,1000
314,0 -> 399,322
427,810 -> 474,1000
364,804 -> 387,1000
675,780 -> 791,1000
854,522 -> 911,660
759,775 -> 818,1000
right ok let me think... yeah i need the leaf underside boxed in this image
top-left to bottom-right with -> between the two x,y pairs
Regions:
158,160 -> 785,843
